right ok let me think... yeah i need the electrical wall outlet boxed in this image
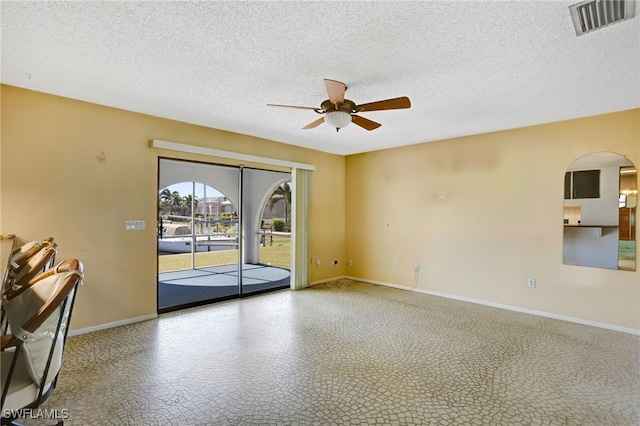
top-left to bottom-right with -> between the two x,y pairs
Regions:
527,278 -> 536,288
393,261 -> 398,269
315,258 -> 321,267
347,260 -> 352,266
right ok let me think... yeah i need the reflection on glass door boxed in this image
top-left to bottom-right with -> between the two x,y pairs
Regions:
157,159 -> 291,312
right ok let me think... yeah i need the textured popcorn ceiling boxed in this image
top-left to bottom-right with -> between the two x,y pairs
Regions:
1,1 -> 638,155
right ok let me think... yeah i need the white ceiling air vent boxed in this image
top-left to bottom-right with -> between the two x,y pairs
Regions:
569,0 -> 636,36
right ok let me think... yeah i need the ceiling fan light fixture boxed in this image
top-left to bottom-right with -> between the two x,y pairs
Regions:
324,110 -> 352,132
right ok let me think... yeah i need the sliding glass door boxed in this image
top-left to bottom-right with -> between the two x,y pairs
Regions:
157,158 -> 291,312
241,168 -> 293,296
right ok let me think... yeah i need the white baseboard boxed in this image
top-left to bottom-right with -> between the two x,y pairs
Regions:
68,313 -> 158,337
344,275 -> 640,336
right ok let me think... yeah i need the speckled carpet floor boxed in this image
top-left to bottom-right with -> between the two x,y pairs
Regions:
37,280 -> 639,425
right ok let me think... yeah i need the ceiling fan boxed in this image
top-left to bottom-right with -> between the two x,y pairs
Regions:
267,79 -> 411,132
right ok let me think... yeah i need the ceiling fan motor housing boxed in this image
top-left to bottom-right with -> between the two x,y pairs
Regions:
320,99 -> 358,114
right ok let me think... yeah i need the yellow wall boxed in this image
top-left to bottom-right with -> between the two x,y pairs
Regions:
345,109 -> 640,330
1,85 -> 346,330
2,84 -> 638,332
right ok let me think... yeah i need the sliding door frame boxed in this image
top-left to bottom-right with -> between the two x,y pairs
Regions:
153,139 -> 314,304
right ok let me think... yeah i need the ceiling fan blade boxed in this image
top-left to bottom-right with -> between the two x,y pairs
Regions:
267,103 -> 318,110
356,96 -> 411,112
352,115 -> 382,131
302,117 -> 325,129
323,79 -> 347,104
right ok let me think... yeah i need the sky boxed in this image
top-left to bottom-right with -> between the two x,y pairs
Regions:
161,182 -> 224,199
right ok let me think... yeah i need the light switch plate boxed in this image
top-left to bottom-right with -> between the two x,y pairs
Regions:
125,220 -> 145,231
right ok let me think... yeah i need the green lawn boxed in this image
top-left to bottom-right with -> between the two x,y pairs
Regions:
158,236 -> 291,272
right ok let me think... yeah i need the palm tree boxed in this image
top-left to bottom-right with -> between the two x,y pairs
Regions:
170,191 -> 182,215
269,182 -> 291,231
182,194 -> 196,216
158,188 -> 172,215
159,188 -> 172,202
